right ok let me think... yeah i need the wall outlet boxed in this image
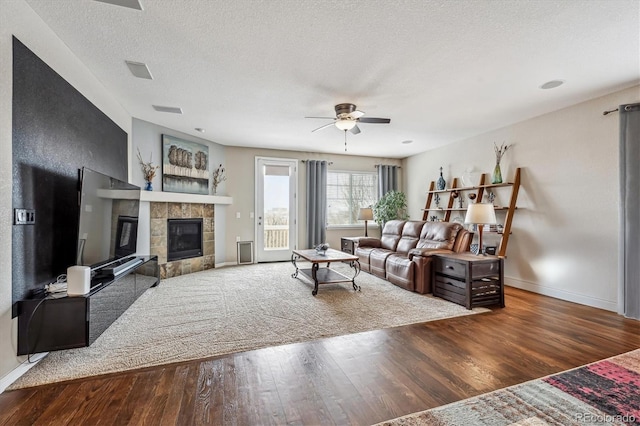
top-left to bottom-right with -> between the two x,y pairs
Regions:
14,208 -> 36,225
236,212 -> 241,219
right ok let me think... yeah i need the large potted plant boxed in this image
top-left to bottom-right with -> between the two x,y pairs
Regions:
373,190 -> 408,228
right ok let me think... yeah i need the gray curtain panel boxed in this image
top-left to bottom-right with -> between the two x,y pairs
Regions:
306,160 -> 327,248
378,165 -> 399,198
618,103 -> 640,319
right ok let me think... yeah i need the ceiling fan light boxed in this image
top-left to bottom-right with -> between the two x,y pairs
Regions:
335,119 -> 356,131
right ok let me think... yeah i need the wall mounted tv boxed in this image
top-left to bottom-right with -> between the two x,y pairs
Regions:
77,167 -> 141,270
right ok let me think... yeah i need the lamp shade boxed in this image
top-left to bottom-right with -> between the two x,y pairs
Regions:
464,203 -> 497,225
357,207 -> 374,221
335,119 -> 357,131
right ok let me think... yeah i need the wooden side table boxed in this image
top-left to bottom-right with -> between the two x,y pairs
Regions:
432,252 -> 504,309
340,237 -> 359,255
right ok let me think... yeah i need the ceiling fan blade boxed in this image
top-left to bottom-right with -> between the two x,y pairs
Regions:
358,117 -> 391,124
348,110 -> 365,119
311,122 -> 336,132
350,124 -> 361,134
305,116 -> 336,119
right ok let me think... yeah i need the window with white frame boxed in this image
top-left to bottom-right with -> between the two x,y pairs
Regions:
327,171 -> 377,226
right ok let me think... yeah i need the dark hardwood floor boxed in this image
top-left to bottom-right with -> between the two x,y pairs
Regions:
1,286 -> 639,425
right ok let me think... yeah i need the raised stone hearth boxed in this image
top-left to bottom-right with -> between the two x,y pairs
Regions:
150,202 -> 214,279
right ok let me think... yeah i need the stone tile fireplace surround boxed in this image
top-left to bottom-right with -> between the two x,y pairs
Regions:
138,192 -> 232,279
150,202 -> 214,279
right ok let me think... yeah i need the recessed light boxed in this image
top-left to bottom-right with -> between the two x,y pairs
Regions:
152,105 -> 183,114
94,0 -> 143,10
195,128 -> 205,133
540,80 -> 565,90
401,140 -> 413,144
125,61 -> 153,80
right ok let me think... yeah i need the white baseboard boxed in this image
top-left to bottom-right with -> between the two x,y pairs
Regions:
0,352 -> 48,394
214,262 -> 235,268
506,276 -> 618,312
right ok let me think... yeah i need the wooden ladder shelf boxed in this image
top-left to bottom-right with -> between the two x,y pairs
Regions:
421,167 -> 521,258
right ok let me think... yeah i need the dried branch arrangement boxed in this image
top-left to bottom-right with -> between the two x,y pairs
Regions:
137,148 -> 160,182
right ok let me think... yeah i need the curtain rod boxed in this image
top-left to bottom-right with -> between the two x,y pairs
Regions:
603,103 -> 640,116
374,164 -> 402,168
301,159 -> 333,165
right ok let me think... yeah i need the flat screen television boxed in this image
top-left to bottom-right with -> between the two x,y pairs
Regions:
77,167 -> 141,271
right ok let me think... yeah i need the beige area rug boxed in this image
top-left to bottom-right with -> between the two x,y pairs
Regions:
11,261 -> 488,389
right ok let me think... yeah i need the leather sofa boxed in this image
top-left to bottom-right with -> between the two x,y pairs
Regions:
355,220 -> 472,293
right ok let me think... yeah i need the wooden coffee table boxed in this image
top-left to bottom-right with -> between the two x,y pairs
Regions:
291,248 -> 361,296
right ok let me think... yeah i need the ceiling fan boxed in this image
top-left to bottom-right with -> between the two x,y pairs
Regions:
306,103 -> 391,135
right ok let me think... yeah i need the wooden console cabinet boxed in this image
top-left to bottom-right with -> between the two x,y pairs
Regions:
432,252 -> 504,310
17,256 -> 159,356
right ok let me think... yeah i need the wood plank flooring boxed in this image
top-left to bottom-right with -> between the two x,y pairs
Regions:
1,286 -> 639,425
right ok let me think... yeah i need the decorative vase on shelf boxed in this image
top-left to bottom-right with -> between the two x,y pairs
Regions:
492,142 -> 510,184
436,167 -> 446,190
144,181 -> 153,191
492,162 -> 503,184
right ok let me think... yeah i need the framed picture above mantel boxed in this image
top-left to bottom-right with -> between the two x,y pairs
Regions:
162,134 -> 209,195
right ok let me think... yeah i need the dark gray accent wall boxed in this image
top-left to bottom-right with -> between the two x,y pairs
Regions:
12,37 -> 128,310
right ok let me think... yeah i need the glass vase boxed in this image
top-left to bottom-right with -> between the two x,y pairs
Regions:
144,181 -> 153,191
492,162 -> 503,184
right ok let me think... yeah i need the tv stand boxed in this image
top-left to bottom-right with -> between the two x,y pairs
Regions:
17,256 -> 159,356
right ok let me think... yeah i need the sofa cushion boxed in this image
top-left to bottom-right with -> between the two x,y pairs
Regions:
370,248 -> 394,278
380,220 -> 406,251
416,222 -> 463,250
385,253 -> 415,291
355,246 -> 376,273
396,221 -> 424,254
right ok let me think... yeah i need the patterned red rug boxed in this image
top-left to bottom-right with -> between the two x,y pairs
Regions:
378,349 -> 640,425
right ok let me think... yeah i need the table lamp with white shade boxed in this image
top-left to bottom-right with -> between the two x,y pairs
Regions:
464,203 -> 497,255
357,207 -> 374,237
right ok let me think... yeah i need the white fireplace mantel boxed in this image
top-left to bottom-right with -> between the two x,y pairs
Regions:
140,191 -> 232,205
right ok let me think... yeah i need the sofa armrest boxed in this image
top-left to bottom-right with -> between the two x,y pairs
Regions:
357,238 -> 382,248
409,249 -> 451,294
408,248 -> 452,260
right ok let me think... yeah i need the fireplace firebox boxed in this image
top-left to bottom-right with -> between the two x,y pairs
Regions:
167,218 -> 203,262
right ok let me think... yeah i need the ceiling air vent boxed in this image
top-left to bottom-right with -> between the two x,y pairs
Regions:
125,61 -> 153,80
94,0 -> 143,10
152,105 -> 183,114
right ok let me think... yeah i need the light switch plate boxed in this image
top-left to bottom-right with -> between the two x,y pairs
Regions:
14,208 -> 36,225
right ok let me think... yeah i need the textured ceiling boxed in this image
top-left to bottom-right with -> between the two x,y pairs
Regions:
24,0 -> 640,158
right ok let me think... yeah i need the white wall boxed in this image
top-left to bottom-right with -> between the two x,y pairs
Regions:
131,118 -> 227,264
0,0 -> 132,384
403,85 -> 639,311
224,147 -> 401,264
